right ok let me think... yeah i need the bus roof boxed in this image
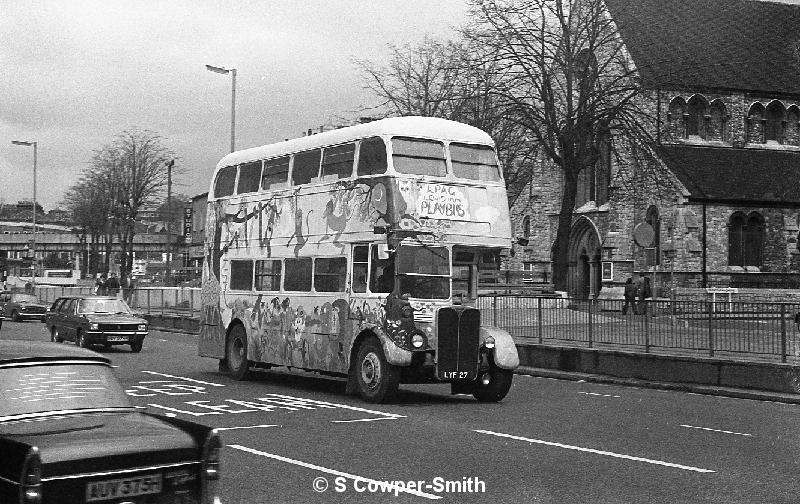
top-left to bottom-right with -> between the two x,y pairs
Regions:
214,116 -> 495,170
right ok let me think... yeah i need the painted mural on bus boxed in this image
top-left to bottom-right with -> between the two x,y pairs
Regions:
199,116 -> 519,403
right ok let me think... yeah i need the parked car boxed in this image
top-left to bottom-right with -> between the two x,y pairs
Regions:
0,340 -> 222,504
0,292 -> 48,322
45,296 -> 149,352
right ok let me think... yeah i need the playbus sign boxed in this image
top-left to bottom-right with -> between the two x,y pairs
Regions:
417,183 -> 469,220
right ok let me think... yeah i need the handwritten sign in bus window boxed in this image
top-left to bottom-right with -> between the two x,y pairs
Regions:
417,184 -> 469,220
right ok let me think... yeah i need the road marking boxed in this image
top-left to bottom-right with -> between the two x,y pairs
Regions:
578,391 -> 620,398
265,393 -> 405,419
141,371 -> 225,387
680,425 -> 752,437
331,417 -> 400,423
474,430 -> 715,473
228,444 -> 441,499
216,424 -> 280,431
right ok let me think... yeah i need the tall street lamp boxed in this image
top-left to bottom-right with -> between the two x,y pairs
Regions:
165,159 -> 175,286
11,140 -> 37,285
205,64 -> 237,152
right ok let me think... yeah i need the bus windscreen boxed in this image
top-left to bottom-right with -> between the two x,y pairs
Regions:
396,245 -> 450,299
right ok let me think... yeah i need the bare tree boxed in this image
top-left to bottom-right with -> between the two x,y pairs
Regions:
66,129 -> 177,285
63,176 -> 115,277
355,37 -> 538,206
465,0 -> 654,290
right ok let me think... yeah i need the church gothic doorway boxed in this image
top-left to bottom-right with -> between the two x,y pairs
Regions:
565,217 -> 602,299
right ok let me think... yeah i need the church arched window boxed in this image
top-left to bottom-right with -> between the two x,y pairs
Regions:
786,105 -> 800,146
729,211 -> 764,267
765,100 -> 786,143
746,102 -> 766,144
708,99 -> 727,141
667,96 -> 686,140
687,94 -> 708,138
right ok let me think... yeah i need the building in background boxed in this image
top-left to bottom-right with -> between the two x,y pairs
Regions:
510,0 -> 800,298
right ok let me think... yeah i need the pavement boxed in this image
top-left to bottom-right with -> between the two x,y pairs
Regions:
515,365 -> 800,405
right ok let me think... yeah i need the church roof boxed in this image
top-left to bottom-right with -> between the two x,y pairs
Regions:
659,145 -> 800,205
604,0 -> 800,96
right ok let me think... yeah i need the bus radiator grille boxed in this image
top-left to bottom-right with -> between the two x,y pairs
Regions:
435,307 -> 480,381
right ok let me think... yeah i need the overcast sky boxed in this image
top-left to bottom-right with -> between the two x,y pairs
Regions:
0,1 -> 468,211
5,1 -> 800,212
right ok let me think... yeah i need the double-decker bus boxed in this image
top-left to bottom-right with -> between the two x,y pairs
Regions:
199,116 -> 519,402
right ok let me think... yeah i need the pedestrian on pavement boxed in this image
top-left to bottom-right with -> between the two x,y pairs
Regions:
622,277 -> 636,314
106,272 -> 120,297
95,273 -> 107,295
638,276 -> 652,315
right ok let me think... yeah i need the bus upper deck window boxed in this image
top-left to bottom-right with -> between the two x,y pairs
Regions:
263,156 -> 290,189
292,149 -> 321,186
213,165 -> 237,198
450,143 -> 501,181
391,138 -> 446,177
357,137 -> 387,176
321,143 -> 355,180
236,161 -> 262,194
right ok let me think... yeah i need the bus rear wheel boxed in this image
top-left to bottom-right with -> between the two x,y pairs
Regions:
226,325 -> 251,381
354,337 -> 399,403
472,365 -> 513,402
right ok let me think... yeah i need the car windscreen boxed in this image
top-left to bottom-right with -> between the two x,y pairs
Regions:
0,363 -> 132,419
78,299 -> 132,314
11,294 -> 39,303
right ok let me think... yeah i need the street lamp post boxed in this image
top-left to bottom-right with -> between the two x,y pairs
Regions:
205,64 -> 237,152
165,159 -> 175,286
11,140 -> 37,285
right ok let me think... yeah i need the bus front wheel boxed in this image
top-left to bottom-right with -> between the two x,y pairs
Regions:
472,365 -> 513,402
226,325 -> 251,381
354,337 -> 399,403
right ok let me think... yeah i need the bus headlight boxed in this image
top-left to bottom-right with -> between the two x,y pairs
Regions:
411,333 -> 426,349
484,336 -> 496,349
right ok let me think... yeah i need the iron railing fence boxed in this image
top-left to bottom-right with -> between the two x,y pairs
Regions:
477,295 -> 800,363
30,287 -> 800,363
34,286 -> 202,318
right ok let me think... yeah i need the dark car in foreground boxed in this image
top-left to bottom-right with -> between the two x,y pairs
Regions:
0,292 -> 49,322
0,341 -> 222,504
45,296 -> 148,352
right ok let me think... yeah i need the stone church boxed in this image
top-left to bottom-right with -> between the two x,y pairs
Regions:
510,0 -> 800,299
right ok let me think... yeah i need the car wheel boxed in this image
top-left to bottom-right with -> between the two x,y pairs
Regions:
77,330 -> 89,349
51,326 -> 63,343
472,365 -> 514,403
130,339 -> 143,353
354,337 -> 399,403
226,325 -> 251,380
11,310 -> 21,322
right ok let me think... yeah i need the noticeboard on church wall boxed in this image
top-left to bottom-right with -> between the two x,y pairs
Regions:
601,261 -> 613,281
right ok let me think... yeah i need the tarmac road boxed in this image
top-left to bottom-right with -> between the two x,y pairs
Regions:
4,320 -> 800,503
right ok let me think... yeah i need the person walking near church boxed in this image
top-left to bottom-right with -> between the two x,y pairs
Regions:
637,277 -> 652,315
622,277 -> 637,314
